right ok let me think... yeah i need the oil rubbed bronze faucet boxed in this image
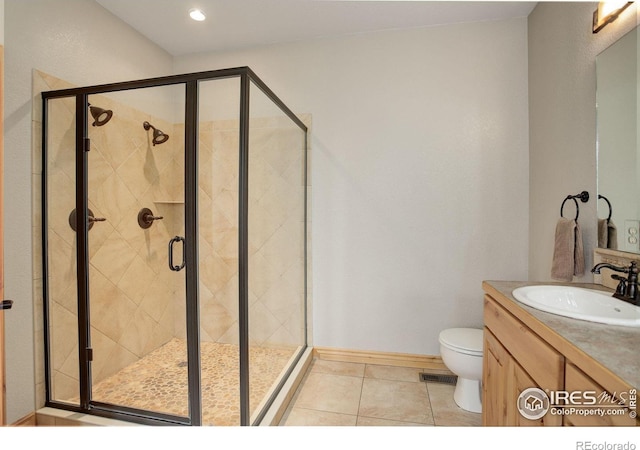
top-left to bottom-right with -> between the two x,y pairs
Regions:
591,261 -> 640,306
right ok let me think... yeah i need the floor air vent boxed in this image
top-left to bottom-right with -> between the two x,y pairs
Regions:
419,372 -> 457,385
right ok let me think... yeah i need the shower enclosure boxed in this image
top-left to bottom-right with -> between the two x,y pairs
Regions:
41,67 -> 308,425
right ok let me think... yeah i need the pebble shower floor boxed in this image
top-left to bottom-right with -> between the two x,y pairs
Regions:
83,338 -> 294,425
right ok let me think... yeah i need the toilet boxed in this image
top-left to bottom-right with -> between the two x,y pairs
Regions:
438,328 -> 483,414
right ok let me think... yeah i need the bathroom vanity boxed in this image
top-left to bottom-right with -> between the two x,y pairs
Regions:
482,281 -> 639,426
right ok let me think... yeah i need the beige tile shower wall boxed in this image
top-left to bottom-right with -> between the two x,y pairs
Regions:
247,116 -> 307,349
191,119 -> 241,344
192,116 -> 308,350
86,94 -> 183,384
35,71 -> 186,401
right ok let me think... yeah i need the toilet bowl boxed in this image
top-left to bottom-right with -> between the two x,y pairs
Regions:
439,328 -> 483,414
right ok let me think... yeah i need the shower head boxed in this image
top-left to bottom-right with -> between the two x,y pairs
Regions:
89,104 -> 113,127
143,121 -> 170,146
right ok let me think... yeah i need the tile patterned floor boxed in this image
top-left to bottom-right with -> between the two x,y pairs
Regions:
279,359 -> 482,426
87,338 -> 294,425
69,342 -> 480,427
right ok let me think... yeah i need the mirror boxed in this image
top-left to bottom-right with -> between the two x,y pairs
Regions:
596,26 -> 640,253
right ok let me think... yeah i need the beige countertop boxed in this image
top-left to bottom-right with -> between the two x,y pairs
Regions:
482,280 -> 640,391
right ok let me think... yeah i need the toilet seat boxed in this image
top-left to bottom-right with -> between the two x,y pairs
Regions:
439,328 -> 483,356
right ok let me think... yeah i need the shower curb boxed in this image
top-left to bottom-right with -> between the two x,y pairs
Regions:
259,347 -> 314,426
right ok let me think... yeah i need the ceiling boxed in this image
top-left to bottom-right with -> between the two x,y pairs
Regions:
94,0 -> 537,57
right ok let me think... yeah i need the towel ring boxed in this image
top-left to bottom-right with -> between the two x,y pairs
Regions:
560,191 -> 589,221
598,194 -> 612,221
560,196 -> 579,220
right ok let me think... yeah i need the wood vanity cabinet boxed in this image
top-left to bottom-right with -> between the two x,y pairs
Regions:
483,294 -> 563,426
483,291 -> 638,427
564,362 -> 636,426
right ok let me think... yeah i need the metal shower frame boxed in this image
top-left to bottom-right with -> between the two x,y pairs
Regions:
41,67 -> 309,426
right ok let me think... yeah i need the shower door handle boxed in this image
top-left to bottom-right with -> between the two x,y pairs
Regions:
168,236 -> 186,272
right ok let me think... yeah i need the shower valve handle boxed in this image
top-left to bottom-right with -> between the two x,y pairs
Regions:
138,208 -> 163,229
69,208 -> 105,232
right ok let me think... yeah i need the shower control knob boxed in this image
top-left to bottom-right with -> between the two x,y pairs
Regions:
138,207 -> 164,229
68,208 -> 106,232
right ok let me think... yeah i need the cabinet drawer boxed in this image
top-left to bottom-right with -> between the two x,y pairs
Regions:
564,363 -> 636,426
484,294 -> 563,390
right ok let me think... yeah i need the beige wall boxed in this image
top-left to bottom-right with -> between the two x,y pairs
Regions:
528,2 -> 638,282
0,0 -> 3,45
176,18 -> 531,356
5,0 -> 174,424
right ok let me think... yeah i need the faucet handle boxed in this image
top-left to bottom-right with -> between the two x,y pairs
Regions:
611,274 -> 627,295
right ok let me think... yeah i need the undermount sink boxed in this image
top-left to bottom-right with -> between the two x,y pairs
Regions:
511,285 -> 640,327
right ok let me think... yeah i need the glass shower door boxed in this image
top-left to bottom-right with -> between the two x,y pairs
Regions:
85,85 -> 191,421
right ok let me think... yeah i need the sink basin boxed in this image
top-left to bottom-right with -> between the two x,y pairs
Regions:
511,285 -> 640,327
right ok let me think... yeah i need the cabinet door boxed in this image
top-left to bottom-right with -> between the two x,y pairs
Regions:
512,360 -> 562,426
483,328 -> 512,426
564,363 -> 636,426
484,327 -> 563,426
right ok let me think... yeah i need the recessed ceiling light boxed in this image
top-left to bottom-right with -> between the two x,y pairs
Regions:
189,8 -> 206,22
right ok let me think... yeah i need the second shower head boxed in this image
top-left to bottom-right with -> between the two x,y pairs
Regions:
143,121 -> 170,146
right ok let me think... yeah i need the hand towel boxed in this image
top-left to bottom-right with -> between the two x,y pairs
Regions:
574,220 -> 585,277
551,218 -> 585,281
598,218 -> 608,248
607,220 -> 618,250
597,218 -> 618,250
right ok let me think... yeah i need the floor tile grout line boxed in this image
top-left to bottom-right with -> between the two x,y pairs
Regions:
289,405 -> 359,420
354,367 -> 366,425
425,381 -> 437,426
357,364 -> 429,426
356,413 -> 434,426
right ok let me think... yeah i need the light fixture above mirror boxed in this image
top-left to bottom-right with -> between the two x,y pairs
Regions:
593,1 -> 633,33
